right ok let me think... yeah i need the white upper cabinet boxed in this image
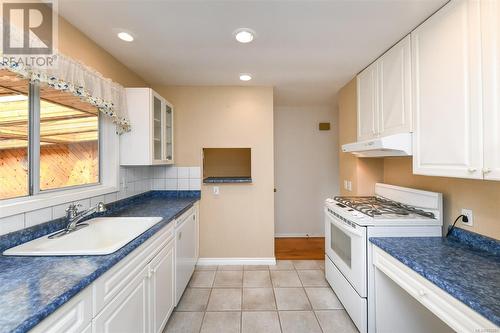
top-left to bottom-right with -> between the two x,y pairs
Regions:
357,63 -> 378,141
378,36 -> 412,136
120,88 -> 174,166
481,0 -> 500,181
357,36 -> 412,141
411,0 -> 483,179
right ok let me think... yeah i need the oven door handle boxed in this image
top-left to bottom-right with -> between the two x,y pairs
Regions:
327,210 -> 364,238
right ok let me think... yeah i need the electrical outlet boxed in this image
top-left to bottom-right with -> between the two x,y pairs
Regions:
344,180 -> 352,192
213,186 -> 220,196
461,209 -> 473,226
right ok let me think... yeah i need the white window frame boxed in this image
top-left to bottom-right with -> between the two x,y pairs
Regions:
0,83 -> 119,218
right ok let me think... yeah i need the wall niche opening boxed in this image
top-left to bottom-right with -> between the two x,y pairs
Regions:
202,148 -> 252,183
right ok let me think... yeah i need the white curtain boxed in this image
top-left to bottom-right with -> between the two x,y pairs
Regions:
0,21 -> 130,133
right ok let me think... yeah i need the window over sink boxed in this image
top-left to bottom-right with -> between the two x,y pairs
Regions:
0,70 -> 100,200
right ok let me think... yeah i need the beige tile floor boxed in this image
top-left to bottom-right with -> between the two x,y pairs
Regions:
163,260 -> 359,333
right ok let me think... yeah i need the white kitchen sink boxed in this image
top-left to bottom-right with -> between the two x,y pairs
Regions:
3,217 -> 162,256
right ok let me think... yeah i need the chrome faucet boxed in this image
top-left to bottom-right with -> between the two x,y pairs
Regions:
65,202 -> 107,231
49,202 -> 107,239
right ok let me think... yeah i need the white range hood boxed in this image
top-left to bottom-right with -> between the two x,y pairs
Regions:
342,133 -> 412,157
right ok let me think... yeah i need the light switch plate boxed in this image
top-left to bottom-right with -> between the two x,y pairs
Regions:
213,186 -> 220,196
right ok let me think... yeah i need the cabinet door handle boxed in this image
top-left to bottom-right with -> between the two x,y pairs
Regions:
483,168 -> 492,174
147,268 -> 153,279
178,231 -> 182,240
467,168 -> 477,173
418,290 -> 427,297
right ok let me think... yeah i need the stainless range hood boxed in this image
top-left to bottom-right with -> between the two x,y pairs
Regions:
341,133 -> 412,157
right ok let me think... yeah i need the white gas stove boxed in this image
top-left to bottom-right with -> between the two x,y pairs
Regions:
324,183 -> 443,333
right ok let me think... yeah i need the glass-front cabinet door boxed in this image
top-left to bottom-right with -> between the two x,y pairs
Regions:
152,95 -> 162,161
150,91 -> 174,164
164,102 -> 174,163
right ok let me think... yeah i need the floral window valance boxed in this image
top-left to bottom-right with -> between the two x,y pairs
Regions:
0,54 -> 131,133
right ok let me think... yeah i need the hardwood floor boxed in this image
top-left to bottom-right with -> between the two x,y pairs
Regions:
275,237 -> 325,260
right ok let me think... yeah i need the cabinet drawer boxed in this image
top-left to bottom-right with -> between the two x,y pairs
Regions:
30,288 -> 92,333
373,246 -> 497,332
325,256 -> 367,333
93,223 -> 174,315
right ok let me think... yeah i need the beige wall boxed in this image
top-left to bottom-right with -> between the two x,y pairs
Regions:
153,86 -> 275,258
338,78 -> 500,240
384,157 -> 500,239
338,79 -> 384,196
58,17 -> 147,87
274,105 -> 339,237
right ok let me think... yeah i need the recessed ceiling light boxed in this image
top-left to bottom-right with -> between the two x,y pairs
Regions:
117,32 -> 134,42
234,28 -> 255,43
239,74 -> 252,81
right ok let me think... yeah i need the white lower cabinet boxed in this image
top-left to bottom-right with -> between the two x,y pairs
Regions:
93,265 -> 151,333
175,207 -> 198,305
373,246 -> 497,332
149,244 -> 175,333
91,237 -> 176,333
30,204 -> 199,333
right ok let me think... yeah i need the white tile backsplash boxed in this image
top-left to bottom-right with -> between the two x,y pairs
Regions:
0,214 -> 25,235
189,178 -> 201,190
90,195 -> 105,207
165,166 -> 178,179
104,192 -> 117,204
149,165 -> 200,191
52,203 -> 68,219
189,167 -> 201,179
153,166 -> 165,179
25,207 -> 53,228
152,178 -> 166,190
74,198 -> 91,211
165,179 -> 178,190
177,178 -> 190,190
125,167 -> 135,182
177,167 -> 190,179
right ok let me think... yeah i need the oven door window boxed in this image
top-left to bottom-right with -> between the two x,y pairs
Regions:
330,223 -> 351,268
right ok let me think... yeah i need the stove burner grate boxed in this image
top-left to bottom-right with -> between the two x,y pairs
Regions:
333,196 -> 435,219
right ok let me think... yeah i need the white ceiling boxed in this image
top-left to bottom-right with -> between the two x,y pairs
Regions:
58,0 -> 446,107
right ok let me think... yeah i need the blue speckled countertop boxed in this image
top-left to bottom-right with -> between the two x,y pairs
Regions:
203,177 -> 252,183
370,228 -> 500,326
0,191 -> 200,333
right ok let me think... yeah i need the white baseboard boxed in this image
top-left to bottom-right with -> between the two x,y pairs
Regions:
275,233 -> 325,238
197,257 -> 276,266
